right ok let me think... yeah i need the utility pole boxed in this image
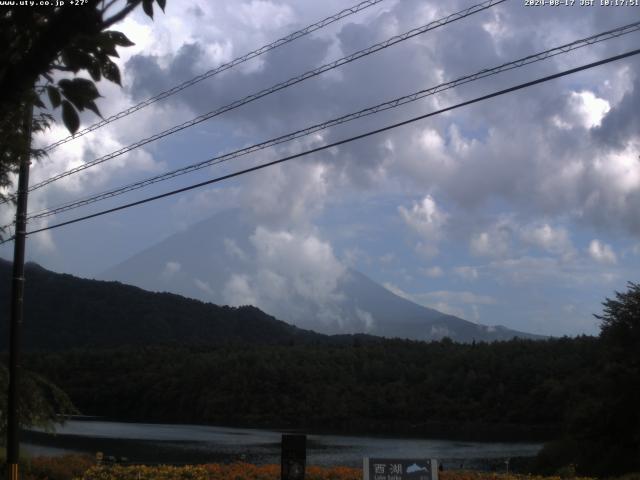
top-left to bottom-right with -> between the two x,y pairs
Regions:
6,104 -> 33,480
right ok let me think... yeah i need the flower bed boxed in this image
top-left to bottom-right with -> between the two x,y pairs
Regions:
18,455 -> 603,480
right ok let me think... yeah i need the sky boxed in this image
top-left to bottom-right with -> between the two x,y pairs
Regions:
2,0 -> 640,337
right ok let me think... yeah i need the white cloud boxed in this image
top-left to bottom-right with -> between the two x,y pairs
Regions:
399,195 -> 447,258
246,162 -> 330,227
469,229 -> 511,257
422,290 -> 496,305
221,227 -> 347,329
194,278 -> 215,296
224,238 -> 247,261
379,252 -> 395,264
454,266 -> 479,281
355,308 -> 375,332
421,266 -> 443,278
232,1 -> 295,31
569,91 -> 611,129
428,302 -> 466,320
588,239 -> 617,265
250,227 -> 345,300
399,195 -> 447,239
161,260 -> 181,280
382,282 -> 412,301
223,273 -> 258,306
520,223 -> 574,256
552,91 -> 609,131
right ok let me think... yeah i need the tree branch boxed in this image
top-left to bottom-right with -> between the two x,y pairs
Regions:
100,0 -> 120,16
102,0 -> 141,29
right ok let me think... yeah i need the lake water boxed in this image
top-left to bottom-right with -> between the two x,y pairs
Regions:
23,420 -> 542,468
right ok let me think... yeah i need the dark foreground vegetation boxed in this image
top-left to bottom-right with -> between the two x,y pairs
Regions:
23,338 -> 590,439
20,326 -> 635,477
1,261 -> 639,476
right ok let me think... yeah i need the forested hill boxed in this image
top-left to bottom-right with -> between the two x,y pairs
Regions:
0,259 -> 359,350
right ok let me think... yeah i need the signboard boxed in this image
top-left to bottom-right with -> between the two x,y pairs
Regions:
281,434 -> 306,480
364,458 -> 438,480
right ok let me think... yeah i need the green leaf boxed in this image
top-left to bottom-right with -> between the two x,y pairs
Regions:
104,30 -> 135,47
87,58 -> 101,82
85,100 -> 101,118
142,0 -> 154,18
101,58 -> 121,85
58,78 -> 100,112
61,100 -> 80,135
46,86 -> 61,108
98,34 -> 119,58
156,0 -> 166,12
60,48 -> 94,73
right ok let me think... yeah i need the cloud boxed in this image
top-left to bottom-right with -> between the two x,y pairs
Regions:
232,1 -> 295,31
224,238 -> 247,261
470,220 -> 512,258
161,260 -> 181,280
399,195 -> 448,257
223,273 -> 258,306
454,266 -> 479,281
422,290 -> 496,305
222,227 -> 346,329
355,307 -> 376,332
245,161 -> 331,227
9,0 -> 640,340
382,282 -> 412,301
421,266 -> 443,278
382,282 -> 495,322
552,91 -> 610,130
194,278 -> 215,296
520,223 -> 574,256
416,289 -> 496,321
595,72 -> 640,149
588,239 -> 617,265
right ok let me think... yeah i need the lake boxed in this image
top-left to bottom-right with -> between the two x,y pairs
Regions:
23,419 -> 542,468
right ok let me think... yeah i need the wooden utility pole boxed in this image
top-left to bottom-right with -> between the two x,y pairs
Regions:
6,105 -> 32,480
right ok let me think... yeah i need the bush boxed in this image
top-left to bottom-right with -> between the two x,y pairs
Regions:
25,454 -> 94,480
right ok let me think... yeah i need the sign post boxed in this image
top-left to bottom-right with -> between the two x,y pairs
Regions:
281,434 -> 306,480
364,458 -> 439,480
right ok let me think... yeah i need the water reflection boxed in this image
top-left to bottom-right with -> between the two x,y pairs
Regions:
24,420 -> 542,468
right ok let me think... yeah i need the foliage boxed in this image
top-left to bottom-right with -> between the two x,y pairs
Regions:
537,283 -> 640,476
0,364 -> 78,440
22,337 -> 598,441
0,260 -> 331,350
0,456 -> 612,480
24,454 -> 94,480
2,261 -> 638,472
69,464 -> 601,480
0,0 -> 166,204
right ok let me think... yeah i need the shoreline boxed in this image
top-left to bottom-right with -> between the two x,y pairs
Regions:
59,415 -> 557,443
22,420 -> 543,471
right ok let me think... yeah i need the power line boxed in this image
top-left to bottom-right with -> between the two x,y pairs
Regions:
42,0 -> 388,153
21,20 -> 640,223
20,0 -> 505,197
4,47 -> 636,244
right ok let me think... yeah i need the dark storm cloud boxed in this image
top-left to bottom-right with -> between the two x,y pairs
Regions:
120,0 -> 640,235
594,73 -> 640,149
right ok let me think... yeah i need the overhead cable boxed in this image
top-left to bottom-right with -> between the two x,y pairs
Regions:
20,0 -> 505,197
3,47 -> 636,244
22,20 -> 640,222
42,0 -> 389,152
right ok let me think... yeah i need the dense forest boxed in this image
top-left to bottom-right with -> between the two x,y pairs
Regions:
0,260 -> 367,350
1,260 -> 638,476
22,329 -> 638,476
24,338 -> 595,440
